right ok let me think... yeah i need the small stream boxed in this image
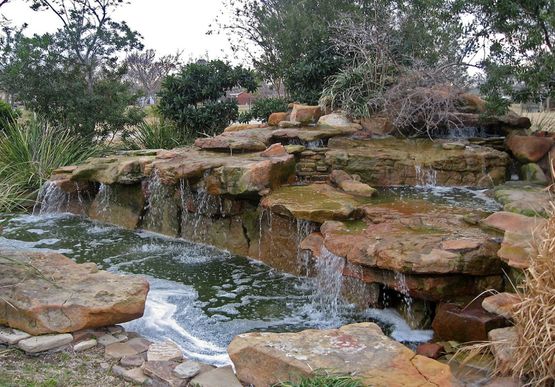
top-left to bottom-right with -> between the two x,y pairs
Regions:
0,212 -> 432,366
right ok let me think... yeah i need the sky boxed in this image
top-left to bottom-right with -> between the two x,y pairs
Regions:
1,0 -> 239,62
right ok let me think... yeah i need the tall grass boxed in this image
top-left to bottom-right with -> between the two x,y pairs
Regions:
0,119 -> 98,211
275,373 -> 364,387
124,120 -> 189,150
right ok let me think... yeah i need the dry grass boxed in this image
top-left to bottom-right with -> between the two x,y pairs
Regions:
459,204 -> 555,386
511,104 -> 555,133
511,204 -> 555,385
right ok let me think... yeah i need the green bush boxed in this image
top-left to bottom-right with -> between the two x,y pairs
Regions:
124,120 -> 190,150
158,60 -> 257,137
0,100 -> 19,130
248,97 -> 289,122
0,119 -> 98,211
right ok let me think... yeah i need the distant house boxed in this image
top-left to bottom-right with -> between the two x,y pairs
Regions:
230,91 -> 255,106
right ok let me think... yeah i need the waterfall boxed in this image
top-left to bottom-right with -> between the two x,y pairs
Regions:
96,183 -> 112,216
179,178 -> 222,238
414,165 -> 437,187
309,246 -> 346,322
394,272 -> 416,327
33,181 -> 72,215
296,219 -> 317,275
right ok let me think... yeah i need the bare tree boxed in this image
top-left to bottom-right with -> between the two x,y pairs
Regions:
125,49 -> 181,105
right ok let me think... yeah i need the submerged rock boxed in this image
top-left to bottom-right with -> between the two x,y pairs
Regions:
0,248 -> 149,335
228,322 -> 453,387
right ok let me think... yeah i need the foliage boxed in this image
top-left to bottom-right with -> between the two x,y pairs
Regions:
124,119 -> 190,150
275,372 -> 364,387
218,0 -> 366,104
157,60 -> 257,137
0,98 -> 18,130
461,0 -> 555,110
125,49 -> 182,104
0,119 -> 98,211
244,97 -> 289,122
321,10 -> 468,136
0,0 -> 144,140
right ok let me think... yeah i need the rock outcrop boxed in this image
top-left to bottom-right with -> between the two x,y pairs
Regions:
228,322 -> 454,387
0,248 -> 149,335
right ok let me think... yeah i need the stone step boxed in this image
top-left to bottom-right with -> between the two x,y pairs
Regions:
482,292 -> 520,319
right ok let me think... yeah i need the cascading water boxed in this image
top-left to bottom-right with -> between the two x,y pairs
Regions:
33,181 -> 80,215
414,165 -> 437,187
309,246 -> 347,324
179,178 -> 222,238
393,272 -> 415,327
296,219 -> 317,275
96,183 -> 112,216
144,170 -> 170,231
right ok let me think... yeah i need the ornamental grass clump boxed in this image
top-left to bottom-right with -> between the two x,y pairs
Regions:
510,205 -> 555,386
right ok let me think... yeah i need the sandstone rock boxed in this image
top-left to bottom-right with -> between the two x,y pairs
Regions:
488,327 -> 517,375
317,112 -> 359,129
482,293 -> 520,319
459,93 -> 486,113
520,163 -> 548,183
228,323 -> 453,387
260,184 -> 370,224
494,182 -> 551,217
0,248 -> 148,335
268,112 -> 289,126
147,341 -> 183,362
498,231 -> 537,269
120,354 -> 145,368
18,333 -> 73,354
329,169 -> 352,185
506,135 -> 553,163
326,137 -> 510,187
416,343 -> 444,359
278,120 -> 301,128
143,361 -> 185,387
105,341 -> 144,360
190,366 -> 242,387
71,154 -> 157,185
88,183 -> 145,229
432,300 -> 509,342
481,211 -> 544,234
338,180 -> 376,198
442,142 -> 466,150
260,143 -> 287,157
360,116 -> 394,135
290,104 -> 322,124
73,338 -> 97,352
272,126 -> 358,143
0,326 -> 31,345
195,135 -> 268,152
224,123 -> 266,133
173,360 -> 202,379
284,144 -> 305,154
96,333 -> 128,346
112,365 -> 149,384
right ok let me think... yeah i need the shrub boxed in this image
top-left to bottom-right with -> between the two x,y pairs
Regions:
124,120 -> 190,150
248,97 -> 289,122
158,60 -> 257,137
0,99 -> 19,130
0,119 -> 98,211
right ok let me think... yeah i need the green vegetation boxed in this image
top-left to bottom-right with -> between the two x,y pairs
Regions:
124,119 -> 189,150
241,97 -> 289,123
275,373 -> 364,387
0,99 -> 19,130
158,60 -> 257,137
0,119 -> 97,211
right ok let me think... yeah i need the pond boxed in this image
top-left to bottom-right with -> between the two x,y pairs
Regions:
0,212 -> 433,366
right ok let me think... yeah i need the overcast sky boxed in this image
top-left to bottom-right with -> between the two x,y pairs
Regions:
1,0 -> 239,62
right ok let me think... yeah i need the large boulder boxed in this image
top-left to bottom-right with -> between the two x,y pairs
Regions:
0,248 -> 149,335
493,182 -> 552,217
506,135 -> 554,163
228,323 -> 453,387
268,112 -> 289,126
289,104 -> 322,124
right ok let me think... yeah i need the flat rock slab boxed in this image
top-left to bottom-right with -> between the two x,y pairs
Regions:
190,366 -> 242,387
482,293 -> 520,319
147,341 -> 183,362
18,333 -> 73,353
142,361 -> 184,387
0,326 -> 31,345
173,360 -> 202,379
494,182 -> 552,217
73,338 -> 97,352
488,327 -> 517,375
260,184 -> 371,223
0,248 -> 149,335
228,322 -> 453,387
113,365 -> 150,384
